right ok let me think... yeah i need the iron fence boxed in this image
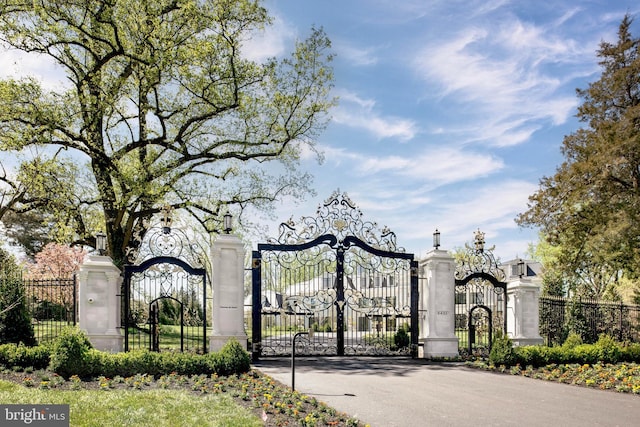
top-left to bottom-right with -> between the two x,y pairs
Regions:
24,277 -> 77,344
540,296 -> 640,346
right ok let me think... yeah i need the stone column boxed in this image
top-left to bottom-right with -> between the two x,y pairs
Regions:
77,254 -> 123,352
507,277 -> 543,346
419,249 -> 459,358
210,233 -> 248,352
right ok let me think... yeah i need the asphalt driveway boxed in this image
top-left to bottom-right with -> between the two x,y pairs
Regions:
253,357 -> 640,427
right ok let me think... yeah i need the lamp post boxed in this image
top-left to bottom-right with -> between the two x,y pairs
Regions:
223,213 -> 233,234
95,232 -> 106,256
517,258 -> 525,278
433,229 -> 441,249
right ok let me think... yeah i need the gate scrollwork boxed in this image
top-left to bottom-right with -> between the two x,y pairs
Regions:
252,191 -> 418,358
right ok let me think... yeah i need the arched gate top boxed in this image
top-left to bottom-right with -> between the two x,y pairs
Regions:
455,229 -> 506,285
268,190 -> 406,254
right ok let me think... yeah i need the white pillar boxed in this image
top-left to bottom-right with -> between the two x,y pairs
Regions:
77,254 -> 123,352
210,233 -> 248,352
507,277 -> 543,346
419,249 -> 459,358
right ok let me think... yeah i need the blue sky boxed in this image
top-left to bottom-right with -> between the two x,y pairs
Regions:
245,0 -> 640,259
1,1 -> 639,261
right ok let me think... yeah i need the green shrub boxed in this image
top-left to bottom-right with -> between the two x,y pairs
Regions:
621,342 -> 640,361
48,327 -> 94,378
47,332 -> 251,378
569,344 -> 600,364
214,338 -> 251,375
594,334 -> 621,363
562,332 -> 583,349
489,334 -> 516,366
0,343 -> 50,370
514,345 -> 545,366
393,327 -> 410,350
0,257 -> 36,346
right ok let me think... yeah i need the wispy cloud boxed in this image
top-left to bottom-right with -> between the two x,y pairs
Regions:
332,90 -> 418,141
355,147 -> 503,184
334,41 -> 379,66
316,140 -> 504,191
412,15 -> 593,147
242,13 -> 296,62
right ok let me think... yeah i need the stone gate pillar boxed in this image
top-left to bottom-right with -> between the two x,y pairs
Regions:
78,254 -> 123,352
419,249 -> 459,358
507,277 -> 543,346
210,233 -> 248,352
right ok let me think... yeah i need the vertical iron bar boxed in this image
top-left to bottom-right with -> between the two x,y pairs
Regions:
251,251 -> 262,361
203,273 -> 208,353
72,275 -> 77,326
180,300 -> 184,353
336,247 -> 345,356
502,285 -> 507,334
620,301 -> 624,342
123,269 -> 130,352
410,260 -> 419,358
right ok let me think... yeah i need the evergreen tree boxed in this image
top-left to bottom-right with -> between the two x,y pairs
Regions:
0,247 -> 36,346
518,15 -> 640,298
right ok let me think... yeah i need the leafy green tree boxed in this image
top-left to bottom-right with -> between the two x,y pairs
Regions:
518,15 -> 640,298
0,0 -> 335,267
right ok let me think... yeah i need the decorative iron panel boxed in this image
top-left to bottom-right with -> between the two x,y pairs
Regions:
23,276 -> 77,344
454,229 -> 507,358
252,191 -> 418,359
123,216 -> 208,353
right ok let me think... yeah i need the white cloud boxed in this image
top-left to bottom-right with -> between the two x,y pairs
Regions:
334,41 -> 379,66
413,17 -> 588,147
332,90 -> 418,141
354,147 -> 503,184
0,46 -> 69,91
241,14 -> 296,62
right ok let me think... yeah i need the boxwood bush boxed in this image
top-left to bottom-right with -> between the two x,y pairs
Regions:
489,333 -> 640,367
46,327 -> 250,378
0,342 -> 50,370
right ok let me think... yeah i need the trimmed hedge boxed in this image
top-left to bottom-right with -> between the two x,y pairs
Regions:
490,333 -> 640,367
47,327 -> 250,379
1,327 -> 251,379
0,343 -> 50,370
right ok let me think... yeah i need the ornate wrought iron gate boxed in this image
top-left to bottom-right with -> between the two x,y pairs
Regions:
251,192 -> 418,359
122,220 -> 208,353
454,230 -> 507,357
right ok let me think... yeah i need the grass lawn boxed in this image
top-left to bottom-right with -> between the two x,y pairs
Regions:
0,369 -> 367,427
0,379 -> 261,427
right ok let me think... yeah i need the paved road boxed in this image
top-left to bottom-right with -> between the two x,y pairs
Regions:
253,357 -> 640,427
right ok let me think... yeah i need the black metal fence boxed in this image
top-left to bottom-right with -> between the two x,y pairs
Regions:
540,296 -> 640,346
24,277 -> 77,344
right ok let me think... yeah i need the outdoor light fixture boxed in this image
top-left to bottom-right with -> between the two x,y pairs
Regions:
223,213 -> 233,234
95,232 -> 106,255
161,205 -> 172,234
517,258 -> 525,278
433,229 -> 441,249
